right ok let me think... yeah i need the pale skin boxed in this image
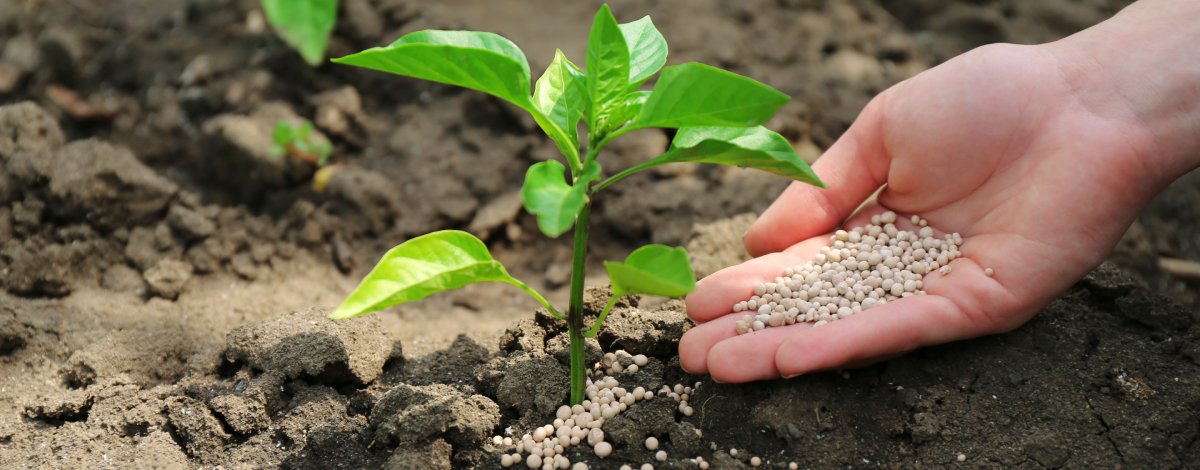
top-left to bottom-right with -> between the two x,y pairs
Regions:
680,0 -> 1200,382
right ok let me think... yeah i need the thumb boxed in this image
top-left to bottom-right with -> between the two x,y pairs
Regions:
744,95 -> 891,257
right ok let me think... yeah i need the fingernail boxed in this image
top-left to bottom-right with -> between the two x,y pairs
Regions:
782,373 -> 801,379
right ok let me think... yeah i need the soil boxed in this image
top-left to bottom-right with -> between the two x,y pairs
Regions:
2,0 -> 1198,468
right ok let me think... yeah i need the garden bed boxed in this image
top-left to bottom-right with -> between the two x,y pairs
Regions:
2,0 -> 1198,467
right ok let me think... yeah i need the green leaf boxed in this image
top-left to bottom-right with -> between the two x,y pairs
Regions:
333,30 -> 534,110
261,0 -> 337,66
533,50 -> 588,160
619,16 -> 667,88
586,4 -> 630,118
654,126 -> 823,185
605,245 -> 696,298
331,231 -> 531,319
272,122 -> 294,145
629,63 -> 789,129
600,91 -> 649,134
521,160 -> 598,237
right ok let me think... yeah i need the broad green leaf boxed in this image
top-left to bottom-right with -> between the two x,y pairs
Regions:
619,16 -> 667,88
333,30 -> 534,110
521,160 -> 598,237
586,4 -> 630,119
600,91 -> 649,134
534,50 -> 587,160
331,231 -> 527,319
605,245 -> 697,298
262,0 -> 337,66
655,126 -> 822,185
629,63 -> 789,129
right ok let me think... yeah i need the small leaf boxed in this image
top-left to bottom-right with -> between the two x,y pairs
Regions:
333,30 -> 535,110
655,126 -> 823,185
521,160 -> 596,237
630,63 -> 789,129
586,5 -> 630,117
600,91 -> 649,134
331,231 -> 525,319
273,122 -> 294,145
619,16 -> 667,89
261,0 -> 337,66
534,50 -> 588,160
605,245 -> 697,298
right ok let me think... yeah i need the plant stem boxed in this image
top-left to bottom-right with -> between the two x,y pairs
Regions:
567,202 -> 591,405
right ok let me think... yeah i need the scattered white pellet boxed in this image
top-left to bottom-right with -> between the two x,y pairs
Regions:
730,448 -> 738,457
957,453 -> 966,462
984,267 -> 994,277
750,456 -> 762,467
734,212 -> 965,334
594,442 -> 612,458
526,454 -> 542,469
645,436 -> 659,450
641,464 -> 653,470
655,450 -> 667,461
789,463 -> 798,470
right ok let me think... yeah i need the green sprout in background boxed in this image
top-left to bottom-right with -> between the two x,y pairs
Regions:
329,4 -> 824,405
270,121 -> 332,167
261,0 -> 338,66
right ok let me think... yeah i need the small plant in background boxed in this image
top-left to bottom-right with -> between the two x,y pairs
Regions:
269,120 -> 338,191
270,121 -> 332,166
261,0 -> 338,66
330,4 -> 824,405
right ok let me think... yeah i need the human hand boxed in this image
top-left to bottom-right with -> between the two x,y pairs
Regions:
679,42 -> 1179,382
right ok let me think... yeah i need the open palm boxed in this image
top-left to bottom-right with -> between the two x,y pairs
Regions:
679,43 -> 1168,382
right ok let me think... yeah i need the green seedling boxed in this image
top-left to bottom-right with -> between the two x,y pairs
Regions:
270,120 -> 333,167
261,0 -> 338,66
330,4 -> 824,404
270,120 -> 337,192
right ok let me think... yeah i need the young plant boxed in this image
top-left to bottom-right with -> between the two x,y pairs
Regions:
270,121 -> 333,167
329,5 -> 824,404
269,120 -> 337,191
261,0 -> 338,66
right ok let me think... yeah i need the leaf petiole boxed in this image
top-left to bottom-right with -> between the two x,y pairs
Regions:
506,278 -> 564,319
584,293 -> 622,338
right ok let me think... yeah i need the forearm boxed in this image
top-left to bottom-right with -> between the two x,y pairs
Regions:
1045,0 -> 1200,183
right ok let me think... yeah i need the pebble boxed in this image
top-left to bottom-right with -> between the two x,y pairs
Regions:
734,211 -> 964,334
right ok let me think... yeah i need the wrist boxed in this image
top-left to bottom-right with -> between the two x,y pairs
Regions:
1044,0 -> 1200,182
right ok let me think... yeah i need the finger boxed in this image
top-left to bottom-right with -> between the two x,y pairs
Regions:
774,261 -> 1017,377
744,96 -> 891,257
706,322 -> 814,382
678,315 -> 742,375
685,240 -> 827,323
